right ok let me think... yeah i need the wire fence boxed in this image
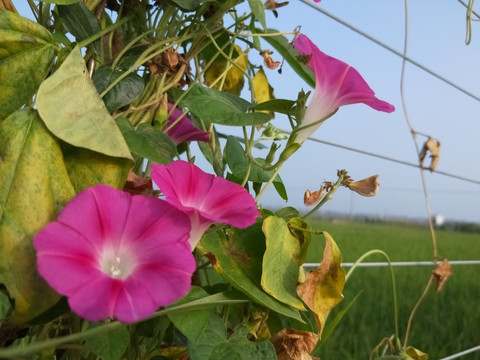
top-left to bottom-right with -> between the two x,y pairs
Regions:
296,2 -> 480,358
303,260 -> 480,268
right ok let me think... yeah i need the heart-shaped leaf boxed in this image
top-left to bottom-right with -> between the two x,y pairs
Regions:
0,9 -> 55,120
37,46 -> 132,161
0,108 -> 75,323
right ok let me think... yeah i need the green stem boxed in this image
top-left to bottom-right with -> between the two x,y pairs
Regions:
78,16 -> 132,49
302,171 -> 346,220
346,249 -> 401,351
255,160 -> 285,201
0,297 -> 248,358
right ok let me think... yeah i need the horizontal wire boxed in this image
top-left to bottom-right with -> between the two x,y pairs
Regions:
279,128 -> 480,186
303,260 -> 480,268
299,0 -> 480,103
439,345 -> 480,360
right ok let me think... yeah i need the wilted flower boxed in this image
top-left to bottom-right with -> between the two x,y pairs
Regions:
344,175 -> 380,197
164,103 -> 209,145
152,160 -> 260,249
34,185 -> 195,323
293,34 -> 395,144
304,185 -> 326,206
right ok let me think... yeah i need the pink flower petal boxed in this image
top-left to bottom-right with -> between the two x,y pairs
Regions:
34,185 -> 196,323
151,161 -> 260,248
163,103 -> 209,145
67,276 -> 121,322
293,34 -> 394,143
34,223 -> 100,294
56,185 -> 132,249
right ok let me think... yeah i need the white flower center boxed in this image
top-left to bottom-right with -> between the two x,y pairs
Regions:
100,247 -> 136,279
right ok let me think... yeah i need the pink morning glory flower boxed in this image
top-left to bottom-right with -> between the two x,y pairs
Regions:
151,160 -> 260,249
163,103 -> 209,145
33,185 -> 195,323
293,34 -> 395,144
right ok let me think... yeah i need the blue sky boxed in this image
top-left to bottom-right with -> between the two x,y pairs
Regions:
247,0 -> 480,223
14,1 -> 480,223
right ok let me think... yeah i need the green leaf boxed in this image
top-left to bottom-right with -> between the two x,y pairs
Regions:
188,316 -> 276,360
37,46 -> 133,161
116,117 -> 177,164
92,66 -> 144,112
261,216 -> 310,310
175,85 -> 271,126
57,3 -> 101,53
168,287 -> 211,343
0,292 -> 11,323
169,0 -> 202,11
85,324 -> 130,360
248,0 -> 266,29
225,136 -> 287,200
197,224 -> 303,321
62,144 -> 131,192
0,108 -> 75,323
259,28 -> 315,88
314,290 -> 363,352
253,99 -> 296,115
0,10 -> 55,120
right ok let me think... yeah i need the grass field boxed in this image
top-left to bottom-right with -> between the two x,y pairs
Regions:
307,219 -> 480,359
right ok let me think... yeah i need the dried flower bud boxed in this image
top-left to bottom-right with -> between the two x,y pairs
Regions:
304,185 -> 326,206
260,50 -> 281,70
264,0 -> 289,17
345,175 -> 379,197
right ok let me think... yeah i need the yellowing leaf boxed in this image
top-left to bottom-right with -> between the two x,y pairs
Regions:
204,45 -> 248,95
252,67 -> 275,118
297,231 -> 345,336
62,144 -> 131,192
37,46 -> 132,161
401,346 -> 429,360
0,108 -> 75,323
261,216 -> 309,310
0,9 -> 55,119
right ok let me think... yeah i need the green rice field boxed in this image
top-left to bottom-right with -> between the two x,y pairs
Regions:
307,219 -> 480,360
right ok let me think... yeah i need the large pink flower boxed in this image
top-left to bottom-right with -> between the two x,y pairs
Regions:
33,185 -> 195,323
151,160 -> 260,249
163,103 -> 209,145
293,34 -> 395,144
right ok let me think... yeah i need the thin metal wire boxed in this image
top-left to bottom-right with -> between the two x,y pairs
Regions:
439,345 -> 480,360
303,260 -> 480,268
299,0 -> 480,102
278,128 -> 480,186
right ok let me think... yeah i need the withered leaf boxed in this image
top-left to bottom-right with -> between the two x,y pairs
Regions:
432,259 -> 452,292
345,175 -> 380,197
123,171 -> 155,196
271,328 -> 319,360
0,0 -> 17,13
419,137 -> 440,171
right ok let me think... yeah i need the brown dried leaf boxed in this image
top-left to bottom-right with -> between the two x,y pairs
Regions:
432,259 -> 452,292
0,0 -> 17,13
261,50 -> 281,70
419,137 -> 440,171
123,171 -> 154,196
345,175 -> 380,197
271,328 -> 320,360
304,185 -> 325,206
